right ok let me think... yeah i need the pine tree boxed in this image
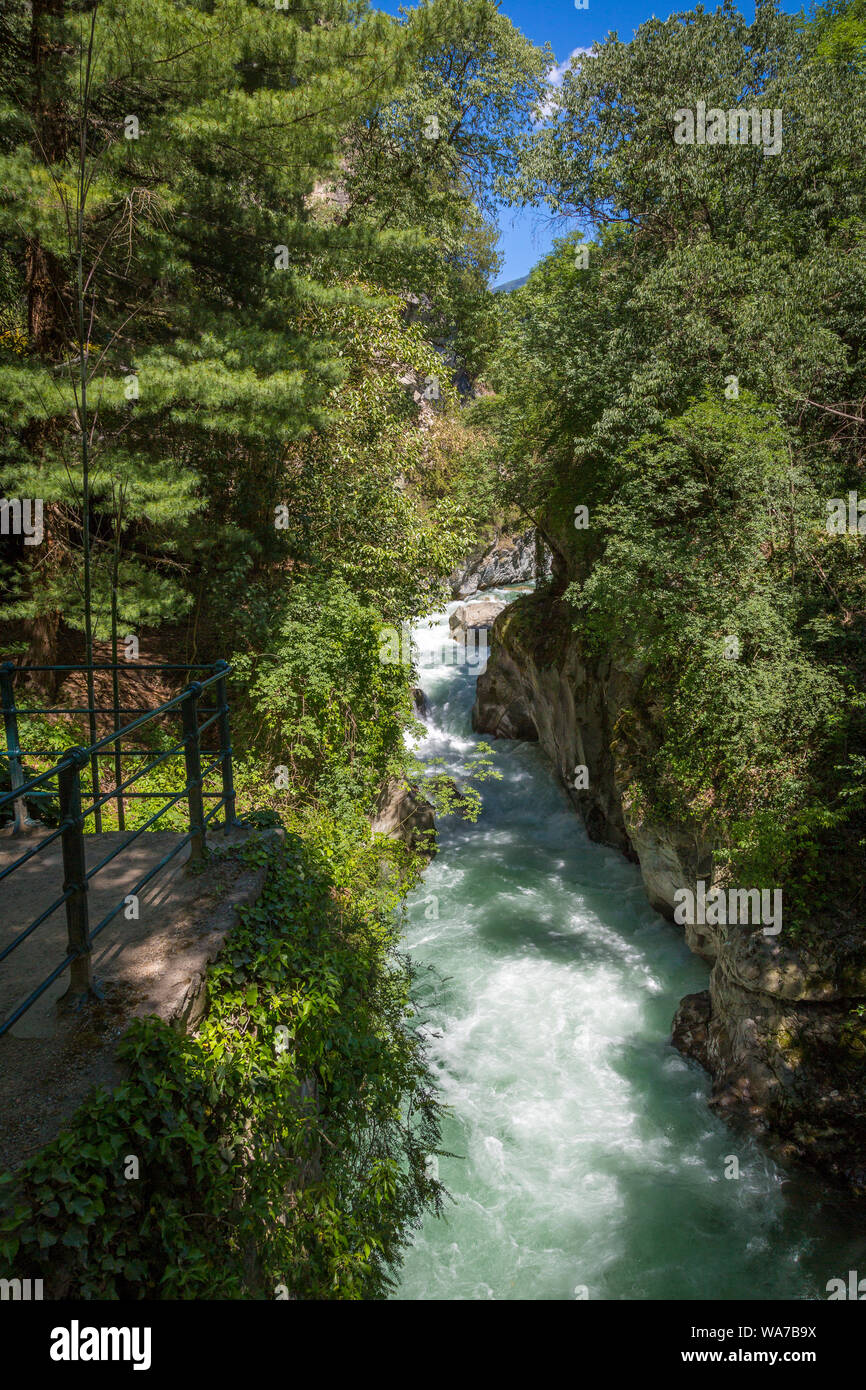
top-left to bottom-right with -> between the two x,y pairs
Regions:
0,0 -> 493,660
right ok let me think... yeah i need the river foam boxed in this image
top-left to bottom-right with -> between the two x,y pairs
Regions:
394,589 -> 863,1301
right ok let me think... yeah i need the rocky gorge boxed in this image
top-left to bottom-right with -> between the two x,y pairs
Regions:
471,583 -> 866,1192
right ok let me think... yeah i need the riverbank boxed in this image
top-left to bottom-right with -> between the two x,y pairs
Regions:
471,586 -> 866,1191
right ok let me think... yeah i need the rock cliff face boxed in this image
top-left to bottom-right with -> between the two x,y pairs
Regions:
473,589 -> 866,1190
371,777 -> 436,857
449,528 -> 550,598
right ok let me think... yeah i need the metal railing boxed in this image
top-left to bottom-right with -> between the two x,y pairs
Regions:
0,661 -> 238,1037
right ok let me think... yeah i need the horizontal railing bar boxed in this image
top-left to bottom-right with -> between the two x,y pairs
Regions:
10,707 -> 179,716
2,750 -> 71,758
1,663 -> 223,673
8,705 -> 220,717
0,948 -> 79,1039
0,886 -> 75,964
89,795 -> 225,806
87,826 -> 205,943
0,824 -> 66,883
5,749 -> 193,759
111,795 -> 225,806
84,784 -> 203,882
79,741 -> 187,819
1,787 -> 56,797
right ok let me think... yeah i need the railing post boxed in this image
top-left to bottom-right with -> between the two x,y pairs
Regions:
213,660 -> 237,830
181,682 -> 206,866
0,662 -> 37,834
57,747 -> 96,1006
112,661 -> 125,832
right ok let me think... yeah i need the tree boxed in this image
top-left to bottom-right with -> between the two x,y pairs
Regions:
482,1 -> 866,911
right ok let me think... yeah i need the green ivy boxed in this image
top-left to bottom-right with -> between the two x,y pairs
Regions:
0,822 -> 446,1300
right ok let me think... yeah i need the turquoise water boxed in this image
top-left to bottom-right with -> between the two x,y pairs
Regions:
394,589 -> 864,1301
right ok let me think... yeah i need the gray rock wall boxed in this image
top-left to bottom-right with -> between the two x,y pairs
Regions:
449,528 -> 551,598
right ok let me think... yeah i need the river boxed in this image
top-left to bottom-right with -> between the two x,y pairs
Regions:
394,587 -> 864,1301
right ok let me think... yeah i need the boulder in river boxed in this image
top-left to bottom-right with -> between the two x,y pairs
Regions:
449,600 -> 505,640
671,991 -> 712,1071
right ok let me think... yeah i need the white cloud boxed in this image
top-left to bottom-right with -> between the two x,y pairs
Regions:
535,46 -> 595,122
547,46 -> 595,90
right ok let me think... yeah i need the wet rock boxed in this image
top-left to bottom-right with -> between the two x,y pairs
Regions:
472,653 -> 538,740
449,600 -> 505,638
411,686 -> 430,719
671,991 -> 712,1070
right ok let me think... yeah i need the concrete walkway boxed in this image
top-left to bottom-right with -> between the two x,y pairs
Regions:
0,825 -> 267,1170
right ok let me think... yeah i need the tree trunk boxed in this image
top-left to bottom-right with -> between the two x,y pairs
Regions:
21,1 -> 71,687
23,608 -> 62,699
25,240 -> 69,357
27,0 -> 70,358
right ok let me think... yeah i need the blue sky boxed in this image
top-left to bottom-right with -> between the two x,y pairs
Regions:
376,1 -> 805,284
